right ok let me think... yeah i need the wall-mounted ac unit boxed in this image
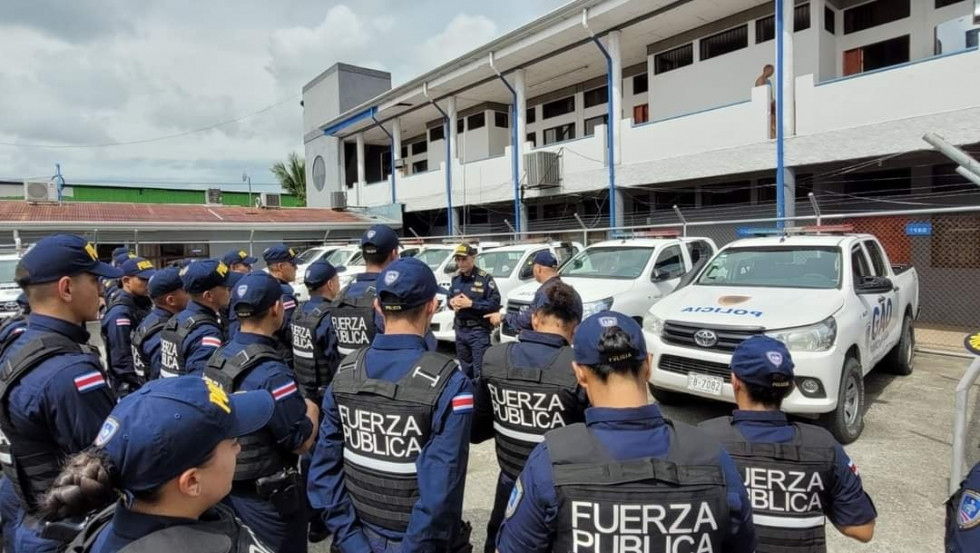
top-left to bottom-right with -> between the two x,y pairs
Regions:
330,191 -> 347,210
261,193 -> 282,208
394,158 -> 406,169
524,151 -> 561,189
23,181 -> 58,203
206,188 -> 222,205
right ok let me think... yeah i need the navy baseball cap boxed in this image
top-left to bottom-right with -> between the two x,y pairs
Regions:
263,245 -> 297,266
532,251 -> 558,268
376,257 -> 442,311
731,335 -> 795,389
453,243 -> 477,258
221,249 -> 258,267
148,267 -> 183,299
231,272 -> 282,318
94,377 -> 274,493
573,311 -> 648,366
112,246 -> 130,258
179,259 -> 234,294
361,225 -> 400,256
17,234 -> 122,286
120,257 -> 156,279
305,260 -> 344,290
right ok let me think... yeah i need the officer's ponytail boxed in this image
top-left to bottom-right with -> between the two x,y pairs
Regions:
585,326 -> 645,382
536,282 -> 581,325
41,450 -> 120,520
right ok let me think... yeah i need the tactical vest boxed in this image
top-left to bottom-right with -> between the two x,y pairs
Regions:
547,422 -> 730,553
131,314 -> 169,382
204,344 -> 291,482
158,311 -> 221,378
0,334 -> 101,513
330,286 -> 377,355
67,502 -> 273,553
100,294 -> 150,368
481,343 -> 583,480
699,417 -> 837,553
331,348 -> 457,532
0,315 -> 27,352
291,303 -> 335,396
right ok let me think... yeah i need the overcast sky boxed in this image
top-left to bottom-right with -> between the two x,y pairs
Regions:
0,0 -> 567,189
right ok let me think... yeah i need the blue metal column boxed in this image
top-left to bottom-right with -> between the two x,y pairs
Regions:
492,73 -> 522,234
428,100 -> 454,235
371,115 -> 396,204
589,37 -> 617,229
775,0 -> 786,229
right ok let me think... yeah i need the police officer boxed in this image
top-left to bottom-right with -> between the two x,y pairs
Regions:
949,462 -> 980,552
102,248 -> 133,305
158,259 -> 236,378
291,260 -> 343,405
496,311 -> 756,553
205,272 -> 319,553
132,268 -> 188,382
472,280 -> 587,553
42,377 -> 276,553
0,234 -> 120,553
220,249 -> 257,341
0,293 -> 29,351
308,257 -> 474,553
699,336 -> 876,552
450,243 -> 500,379
262,246 -> 298,368
485,251 -> 566,336
100,256 -> 155,396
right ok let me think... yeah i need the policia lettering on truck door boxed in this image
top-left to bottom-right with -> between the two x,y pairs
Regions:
291,260 -> 343,404
131,268 -> 188,382
0,234 -> 120,553
700,336 -> 876,553
473,280 -> 587,553
307,257 -> 475,553
496,311 -> 756,553
100,257 -> 155,396
205,272 -> 319,553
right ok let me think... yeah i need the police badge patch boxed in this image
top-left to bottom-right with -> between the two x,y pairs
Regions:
599,316 -> 617,328
766,351 -> 783,367
384,271 -> 400,285
237,284 -> 248,297
505,478 -> 523,519
960,490 -> 980,529
95,417 -> 120,448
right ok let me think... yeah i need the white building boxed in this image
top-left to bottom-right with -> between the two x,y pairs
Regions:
302,0 -> 980,235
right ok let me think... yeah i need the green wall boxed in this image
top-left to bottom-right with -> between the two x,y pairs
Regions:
64,186 -> 303,207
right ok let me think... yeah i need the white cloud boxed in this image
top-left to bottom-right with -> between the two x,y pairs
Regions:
417,14 -> 499,75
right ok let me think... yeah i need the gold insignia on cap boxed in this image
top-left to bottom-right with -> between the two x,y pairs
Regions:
136,260 -> 154,271
179,265 -> 189,277
288,248 -> 296,257
84,243 -> 98,261
238,250 -> 248,259
204,377 -> 231,414
216,261 -> 229,277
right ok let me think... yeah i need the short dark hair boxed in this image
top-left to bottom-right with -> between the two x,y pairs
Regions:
740,377 -> 794,409
535,282 -> 581,325
362,249 -> 392,266
380,296 -> 428,324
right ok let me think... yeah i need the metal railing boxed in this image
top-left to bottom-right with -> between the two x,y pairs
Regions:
951,352 -> 980,494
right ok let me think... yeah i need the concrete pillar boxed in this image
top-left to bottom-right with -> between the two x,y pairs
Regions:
392,119 -> 403,176
613,189 -> 626,229
355,132 -> 365,206
608,30 -> 623,164
447,97 -> 458,162
783,167 -> 796,222
447,97 -> 459,235
515,69 -> 529,233
781,0 -> 796,136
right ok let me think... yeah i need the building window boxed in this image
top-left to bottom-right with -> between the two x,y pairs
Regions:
542,96 -> 575,119
412,141 -> 427,155
844,34 -> 910,75
936,0 -> 966,7
583,86 -> 608,108
633,73 -> 648,94
412,160 -> 428,173
633,104 -> 649,124
494,112 -> 509,128
844,0 -> 910,35
968,28 -> 980,48
584,115 -> 608,137
756,16 -> 775,43
543,123 -> 575,145
467,112 -> 486,130
457,118 -> 465,132
527,132 -> 536,148
654,43 -> 694,74
400,146 -> 408,159
700,25 -> 748,61
526,107 -> 536,124
429,126 -> 444,142
843,168 -> 912,197
795,3 -> 811,32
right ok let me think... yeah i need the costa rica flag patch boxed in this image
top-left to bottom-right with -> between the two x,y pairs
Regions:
452,393 -> 473,413
74,371 -> 106,393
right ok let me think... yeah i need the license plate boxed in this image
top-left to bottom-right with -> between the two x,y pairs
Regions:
687,373 -> 724,396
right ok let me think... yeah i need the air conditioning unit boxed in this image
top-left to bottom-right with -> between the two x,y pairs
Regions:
330,191 -> 347,210
206,188 -> 222,205
524,151 -> 561,189
23,180 -> 58,203
261,193 -> 282,208
394,158 -> 406,169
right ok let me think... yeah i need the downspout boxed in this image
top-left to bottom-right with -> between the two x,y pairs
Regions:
423,82 -> 454,236
775,0 -> 786,229
582,9 -> 616,229
371,114 -> 397,204
489,52 -> 522,235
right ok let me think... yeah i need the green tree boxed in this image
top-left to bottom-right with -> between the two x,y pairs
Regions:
270,152 -> 306,203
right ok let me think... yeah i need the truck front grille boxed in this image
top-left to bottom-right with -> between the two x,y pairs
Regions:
658,355 -> 732,382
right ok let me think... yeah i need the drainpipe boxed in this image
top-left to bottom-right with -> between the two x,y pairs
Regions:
582,9 -> 617,229
249,229 -> 255,256
372,114 -> 397,204
423,82 -> 454,236
489,52 -> 522,235
775,0 -> 786,229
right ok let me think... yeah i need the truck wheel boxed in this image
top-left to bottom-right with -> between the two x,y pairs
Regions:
648,383 -> 684,405
821,357 -> 865,444
884,313 -> 914,376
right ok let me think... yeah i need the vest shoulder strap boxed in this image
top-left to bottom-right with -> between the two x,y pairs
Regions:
480,344 -> 510,377
134,316 -> 169,343
0,334 -> 86,401
209,343 -> 280,388
106,294 -> 136,312
334,285 -> 376,308
539,347 -> 576,386
665,420 -> 725,466
393,352 -> 458,405
119,525 -> 233,553
66,504 -> 116,553
546,424 -> 611,465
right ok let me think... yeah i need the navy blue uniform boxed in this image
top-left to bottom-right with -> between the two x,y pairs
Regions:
100,291 -> 149,395
168,301 -> 224,377
502,276 -> 566,336
307,334 -> 473,553
0,316 -> 27,350
221,332 -> 313,553
225,305 -> 240,341
346,272 -> 438,351
293,295 -> 340,400
132,307 -> 172,382
0,315 -> 116,553
496,404 -> 756,553
276,281 -> 297,366
451,269 -> 500,379
950,461 -> 980,552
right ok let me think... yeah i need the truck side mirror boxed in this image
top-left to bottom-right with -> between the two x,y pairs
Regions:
856,276 -> 893,295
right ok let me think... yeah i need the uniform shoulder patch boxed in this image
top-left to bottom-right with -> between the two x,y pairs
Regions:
960,490 -> 980,529
95,416 -> 120,447
478,270 -> 488,277
504,478 -> 523,519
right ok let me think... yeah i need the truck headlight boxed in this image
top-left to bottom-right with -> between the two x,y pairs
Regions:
582,297 -> 614,319
766,317 -> 837,352
643,313 -> 665,336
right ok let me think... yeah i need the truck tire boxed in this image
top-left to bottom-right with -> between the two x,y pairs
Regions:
648,383 -> 685,406
820,357 -> 865,444
884,312 -> 914,376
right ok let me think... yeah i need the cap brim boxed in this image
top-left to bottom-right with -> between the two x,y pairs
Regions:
334,265 -> 347,274
242,256 -> 258,265
227,390 -> 275,438
89,262 -> 124,279
226,272 -> 244,286
136,269 -> 156,279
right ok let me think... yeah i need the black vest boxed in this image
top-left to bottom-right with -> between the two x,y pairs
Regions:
290,303 -> 336,397
67,502 -> 273,553
131,313 -> 169,383
0,334 -> 102,513
699,417 -> 837,553
547,422 -> 730,553
331,348 -> 457,532
0,315 -> 26,354
101,294 -> 150,368
330,286 -> 377,355
204,344 -> 292,482
481,343 -> 583,480
158,311 -> 221,378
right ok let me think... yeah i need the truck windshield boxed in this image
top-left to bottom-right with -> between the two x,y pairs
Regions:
696,246 -> 841,289
560,247 -> 653,280
414,249 -> 451,271
325,249 -> 354,266
0,259 -> 16,283
476,251 -> 526,278
295,248 -> 328,265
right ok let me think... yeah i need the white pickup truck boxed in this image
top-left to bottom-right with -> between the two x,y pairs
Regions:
0,252 -> 20,320
501,237 -> 716,342
644,232 -> 919,443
